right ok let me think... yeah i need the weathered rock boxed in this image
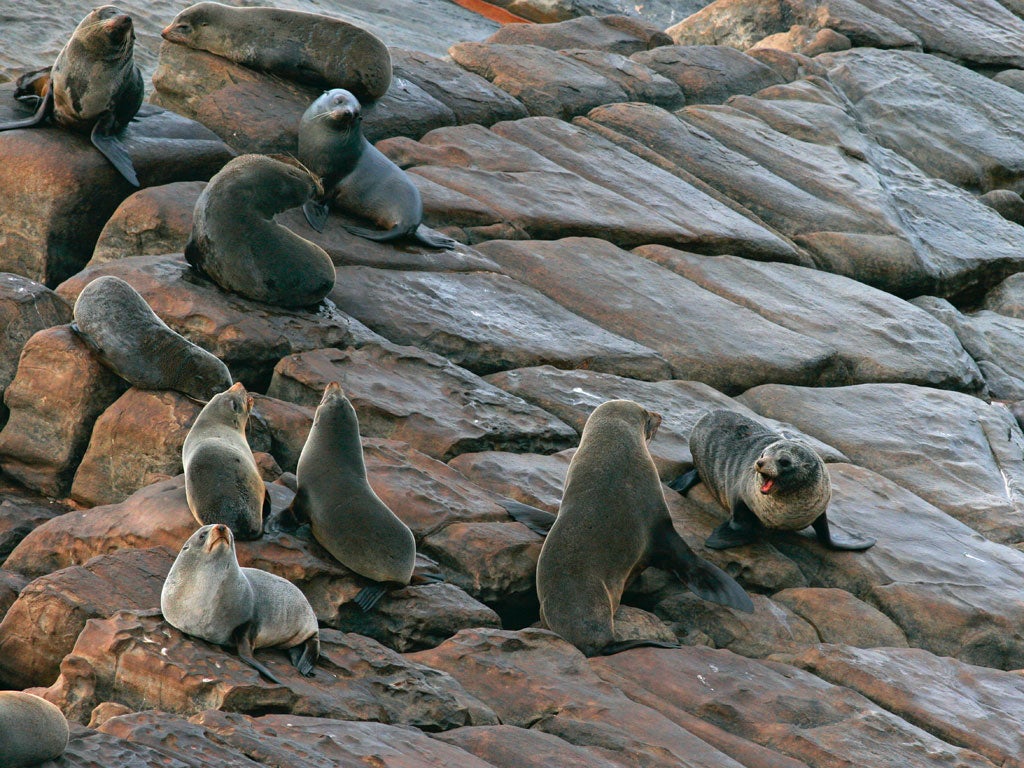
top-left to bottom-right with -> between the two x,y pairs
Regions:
250,395 -> 313,475
771,588 -> 909,647
478,0 -> 620,24
268,344 -> 577,461
329,266 -> 672,380
447,449 -> 573,513
749,24 -> 852,55
0,326 -> 126,498
560,50 -> 685,109
978,189 -> 1024,225
982,272 -> 1024,318
91,181 -> 205,265
993,68 -> 1024,94
486,14 -> 671,53
436,724 -> 625,768
0,94 -> 234,287
631,45 -> 784,104
744,46 -> 828,81
0,547 -> 172,689
0,480 -> 71,566
0,569 -> 27,621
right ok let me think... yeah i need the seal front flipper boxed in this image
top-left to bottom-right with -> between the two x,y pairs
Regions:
0,87 -> 52,131
500,498 -> 556,536
302,200 -> 329,233
811,513 -> 875,551
413,225 -> 458,250
353,583 -> 388,612
668,468 -> 701,495
704,501 -> 764,550
91,111 -> 139,187
232,622 -> 284,685
288,636 -> 319,677
652,519 -> 754,613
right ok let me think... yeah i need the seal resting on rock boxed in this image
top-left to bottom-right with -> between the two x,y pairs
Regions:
278,382 -> 416,611
161,523 -> 320,684
72,275 -> 232,401
520,399 -> 753,657
182,382 -> 268,540
670,410 -> 875,551
0,6 -> 144,186
184,154 -> 336,308
297,89 -> 457,249
161,2 -> 392,100
0,691 -> 69,767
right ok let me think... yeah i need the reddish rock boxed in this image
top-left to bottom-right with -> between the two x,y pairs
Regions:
91,181 -> 206,265
250,395 -> 313,474
447,449 -> 573,513
486,14 -> 670,54
436,724 -> 625,768
631,45 -> 783,104
744,47 -> 828,81
0,478 -> 71,565
750,24 -> 852,56
86,702 -> 134,729
560,49 -> 684,109
0,326 -> 126,498
772,588 -> 908,647
0,569 -> 26,621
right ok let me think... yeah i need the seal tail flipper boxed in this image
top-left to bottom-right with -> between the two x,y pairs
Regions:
811,513 -> 875,551
0,87 -> 53,131
652,519 -> 754,613
599,638 -> 681,656
302,200 -> 329,233
288,636 -> 319,677
90,111 -> 139,187
413,225 -> 458,250
667,468 -> 701,495
232,623 -> 284,685
353,583 -> 388,612
500,498 -> 557,536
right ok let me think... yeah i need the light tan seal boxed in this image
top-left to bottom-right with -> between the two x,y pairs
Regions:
0,691 -> 69,767
0,6 -> 144,186
670,410 -> 875,550
282,382 -> 416,611
161,2 -> 392,101
161,523 -> 320,684
533,399 -> 753,657
72,275 -> 232,402
182,381 -> 268,540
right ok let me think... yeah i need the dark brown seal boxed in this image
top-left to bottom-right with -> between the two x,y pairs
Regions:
0,6 -> 144,186
670,410 -> 875,550
0,692 -> 69,768
529,399 -> 753,657
161,523 -> 320,684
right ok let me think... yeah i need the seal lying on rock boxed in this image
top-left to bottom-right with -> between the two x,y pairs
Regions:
670,410 -> 875,551
161,523 -> 320,684
0,691 -> 69,767
0,6 -> 144,186
182,382 -> 268,540
161,2 -> 392,100
517,399 -> 753,657
72,275 -> 232,401
184,154 -> 336,308
297,89 -> 457,249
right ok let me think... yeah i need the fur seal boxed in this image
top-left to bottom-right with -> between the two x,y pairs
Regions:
72,275 -> 232,401
185,154 -> 336,308
161,2 -> 392,100
281,382 -> 416,611
297,89 -> 457,249
529,399 -> 753,657
0,6 -> 144,186
182,381 -> 268,540
161,523 -> 320,684
0,691 -> 69,767
670,410 -> 875,551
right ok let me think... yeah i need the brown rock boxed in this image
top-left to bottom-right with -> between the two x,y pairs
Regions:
447,449 -> 573,512
0,547 -> 173,689
978,189 -> 1024,225
744,47 -> 828,81
250,395 -> 313,475
91,181 -> 205,265
750,24 -> 852,56
0,569 -> 27,622
267,343 -> 577,461
86,702 -> 133,730
560,49 -> 684,109
485,14 -> 670,54
771,588 -> 908,647
631,45 -> 783,104
436,724 -> 625,768
983,272 -> 1024,318
0,477 -> 71,565
0,326 -> 126,498
40,721 -> 204,767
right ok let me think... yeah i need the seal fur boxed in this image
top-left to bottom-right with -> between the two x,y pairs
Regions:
161,523 -> 320,684
0,691 -> 69,768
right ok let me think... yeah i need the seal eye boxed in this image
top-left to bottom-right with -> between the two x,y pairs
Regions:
779,457 -> 792,468
182,544 -> 190,550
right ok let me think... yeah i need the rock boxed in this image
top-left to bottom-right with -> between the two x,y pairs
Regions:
250,395 -> 313,474
0,547 -> 173,689
745,46 -> 829,81
91,181 -> 205,264
447,449 -> 573,512
0,569 -> 27,621
993,68 -> 1024,95
479,238 -> 836,393
481,0 -> 622,23
750,24 -> 852,55
559,50 -> 685,109
0,481 -> 69,566
485,15 -> 671,54
0,94 -> 234,287
329,265 -> 672,380
436,724 -> 625,768
771,588 -> 909,647
357,77 -> 459,141
267,343 -> 577,461
0,326 -> 126,498
631,45 -> 784,104
56,255 -> 357,391
983,272 -> 1024,318
978,189 -> 1024,225
86,702 -> 133,729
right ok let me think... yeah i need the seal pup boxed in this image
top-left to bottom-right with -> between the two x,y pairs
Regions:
161,2 -> 392,100
161,523 -> 320,684
185,154 -> 336,308
72,275 -> 232,401
534,399 -> 753,657
280,382 -> 416,611
182,382 -> 268,540
0,691 -> 69,767
297,89 -> 457,249
670,410 -> 875,551
0,6 -> 144,186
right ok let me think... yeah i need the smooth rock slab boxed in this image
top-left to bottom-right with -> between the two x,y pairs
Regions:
982,272 -> 1024,318
485,14 -> 671,54
91,181 -> 206,265
560,50 -> 684,109
0,478 -> 70,566
447,449 -> 574,513
436,724 -> 625,768
631,45 -> 783,104
771,588 -> 908,648
0,569 -> 27,622
267,343 -> 577,461
329,266 -> 671,380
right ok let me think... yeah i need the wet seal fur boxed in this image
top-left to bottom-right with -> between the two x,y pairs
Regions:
297,89 -> 457,249
528,399 -> 753,657
162,2 -> 392,100
182,382 -> 268,541
161,523 -> 320,684
670,410 -> 875,551
0,691 -> 69,768
72,275 -> 232,401
279,382 -> 416,611
185,154 -> 336,308
0,6 -> 144,186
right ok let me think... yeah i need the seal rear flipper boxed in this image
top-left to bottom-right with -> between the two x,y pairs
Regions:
705,501 -> 764,550
302,200 -> 329,233
91,112 -> 140,187
288,636 -> 319,677
0,87 -> 53,131
667,468 -> 701,495
413,225 -> 458,250
811,513 -> 876,551
343,223 -> 406,242
652,520 -> 754,613
232,623 -> 284,685
599,638 -> 681,656
353,583 -> 388,612
271,490 -> 310,533
500,498 -> 556,536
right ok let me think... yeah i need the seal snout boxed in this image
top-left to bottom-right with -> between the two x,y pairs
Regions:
205,523 -> 232,551
755,455 -> 777,494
